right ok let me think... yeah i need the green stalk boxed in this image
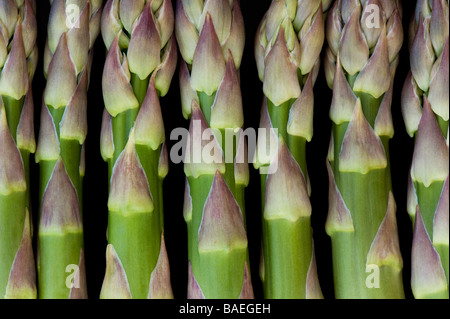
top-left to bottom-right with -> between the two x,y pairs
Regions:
325,0 -> 405,298
401,0 -> 449,299
186,175 -> 248,299
3,97 -> 24,141
100,0 -> 177,299
36,0 -> 102,299
254,0 -> 328,298
0,0 -> 37,299
176,0 -> 253,298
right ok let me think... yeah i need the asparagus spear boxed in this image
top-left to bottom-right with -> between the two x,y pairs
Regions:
401,0 -> 449,299
176,0 -> 254,298
254,0 -> 331,299
0,0 -> 37,299
99,0 -> 177,299
324,0 -> 405,298
36,0 -> 102,299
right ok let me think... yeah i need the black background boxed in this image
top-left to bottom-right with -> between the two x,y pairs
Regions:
28,0 -> 418,300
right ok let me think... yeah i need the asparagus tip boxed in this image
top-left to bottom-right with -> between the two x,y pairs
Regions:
108,129 -> 154,214
198,170 -> 247,253
411,207 -> 448,298
4,209 -> 37,299
100,244 -> 132,299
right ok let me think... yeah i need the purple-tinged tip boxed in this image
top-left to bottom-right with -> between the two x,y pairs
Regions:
158,142 -> 169,179
263,27 -> 301,106
184,101 -> 226,178
407,171 -> 418,220
187,262 -> 205,299
379,0 -> 398,19
179,61 -> 199,119
0,0 -> 18,38
100,108 -> 114,161
433,175 -> 449,246
198,171 -> 247,252
16,88 -> 36,153
210,50 -> 244,129
190,13 -> 226,96
156,0 -> 175,49
89,1 -> 103,49
323,47 -> 336,89
60,69 -> 88,144
340,0 -> 360,23
410,16 -> 435,92
66,2 -> 90,74
102,36 -> 139,117
287,72 -> 314,141
325,161 -> 354,235
101,0 -> 125,50
306,244 -> 323,299
386,9 -> 404,63
35,104 -> 60,163
108,129 -> 154,214
198,0 -> 232,45
263,0 -> 286,44
353,27 -> 391,99
0,22 -> 28,100
27,45 -> 38,81
264,140 -> 311,222
411,97 -> 449,187
360,0 -> 383,49
222,0 -> 245,69
21,0 -> 37,57
411,207 -> 448,298
239,262 -> 254,299
366,192 -> 403,269
374,77 -> 395,138
134,78 -> 165,150
119,0 -> 145,34
127,1 -> 161,80
100,245 -> 132,299
401,72 -> 423,137
155,35 -> 178,97
428,38 -> 449,121
5,210 -> 36,299
175,0 -> 199,64
40,158 -> 82,233
339,5 -> 368,76
47,0 -> 69,53
254,99 -> 278,169
430,0 -> 449,56
43,40 -> 52,78
339,99 -> 388,174
44,33 -> 77,109
148,233 -> 174,299
69,249 -> 88,299
294,0 -> 321,34
325,1 -> 342,57
298,3 -> 324,75
254,20 -> 266,82
330,56 -> 357,125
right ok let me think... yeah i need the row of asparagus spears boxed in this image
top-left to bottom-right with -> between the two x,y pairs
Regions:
0,0 -> 448,299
